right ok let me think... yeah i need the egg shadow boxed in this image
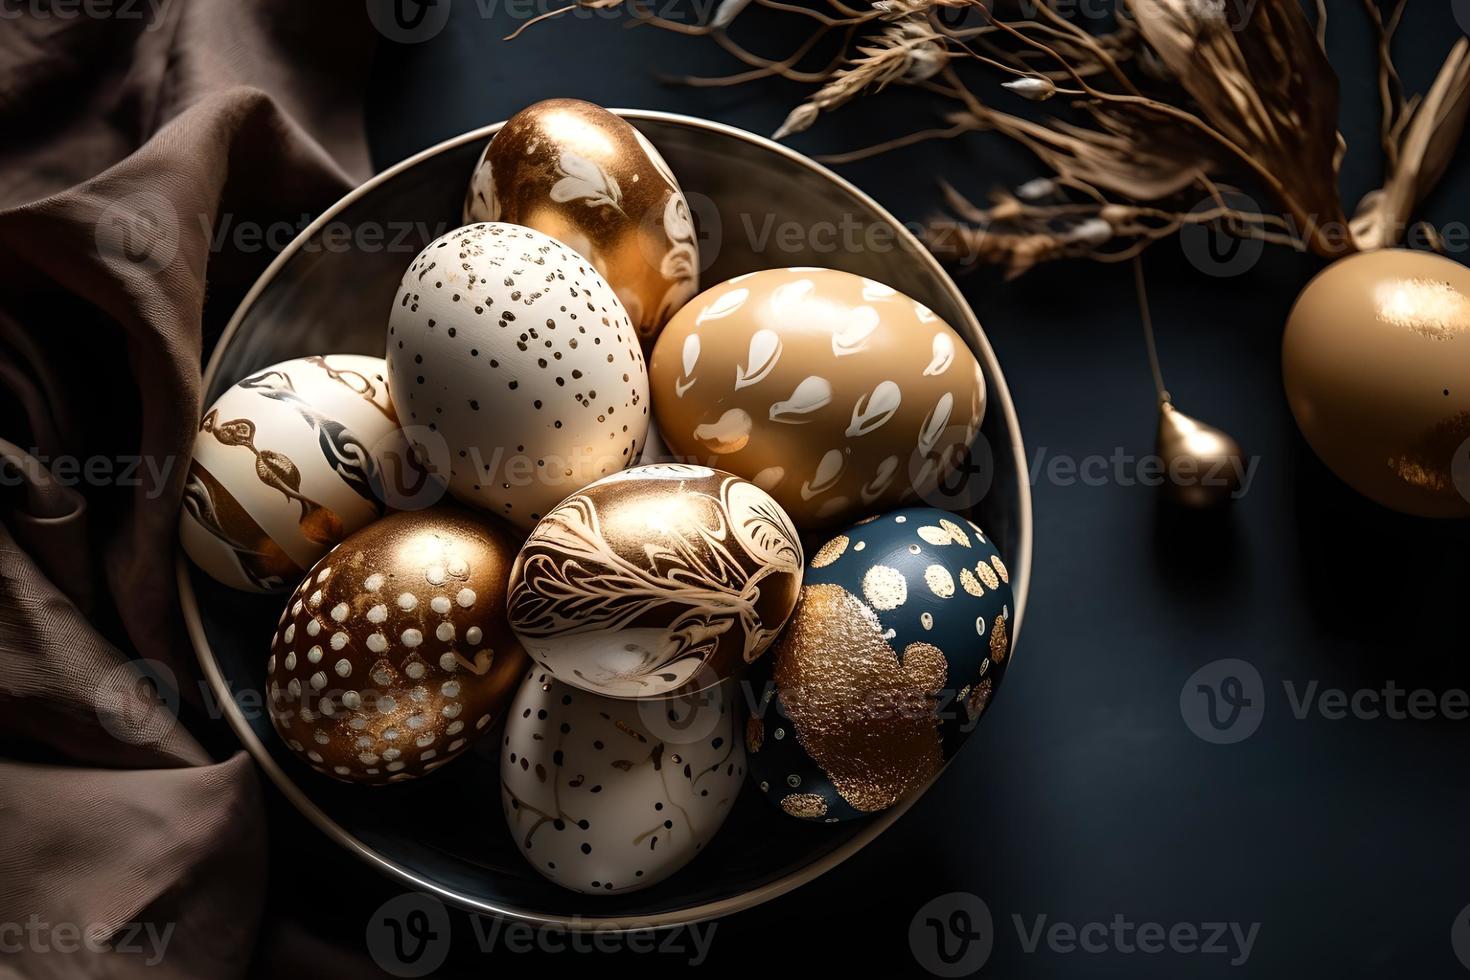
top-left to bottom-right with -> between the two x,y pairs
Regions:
1287,432 -> 1470,688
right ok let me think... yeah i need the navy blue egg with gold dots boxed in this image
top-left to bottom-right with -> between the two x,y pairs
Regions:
745,507 -> 1013,822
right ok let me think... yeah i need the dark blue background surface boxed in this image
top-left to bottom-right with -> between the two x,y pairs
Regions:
265,4 -> 1470,975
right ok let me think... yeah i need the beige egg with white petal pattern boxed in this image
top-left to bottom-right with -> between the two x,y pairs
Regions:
649,268 -> 986,528
267,507 -> 528,785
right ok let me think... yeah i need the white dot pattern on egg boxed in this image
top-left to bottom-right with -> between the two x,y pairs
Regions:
501,670 -> 745,895
386,222 -> 650,531
265,509 -> 529,785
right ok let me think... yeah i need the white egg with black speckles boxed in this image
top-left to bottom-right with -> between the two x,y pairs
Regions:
387,222 -> 649,530
501,670 -> 744,894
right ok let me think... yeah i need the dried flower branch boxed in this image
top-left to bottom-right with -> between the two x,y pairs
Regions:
519,0 -> 1470,275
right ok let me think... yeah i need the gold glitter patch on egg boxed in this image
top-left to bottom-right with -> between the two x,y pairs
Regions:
746,715 -> 765,753
959,568 -> 984,597
901,642 -> 949,692
780,793 -> 829,819
989,614 -> 1009,663
811,534 -> 850,568
976,560 -> 1000,590
965,676 -> 994,722
925,564 -> 955,598
863,565 -> 908,610
1386,411 -> 1470,494
1374,278 -> 1470,340
990,554 -> 1009,584
772,584 -> 944,813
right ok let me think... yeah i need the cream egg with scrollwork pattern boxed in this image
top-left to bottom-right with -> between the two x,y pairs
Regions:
180,354 -> 405,593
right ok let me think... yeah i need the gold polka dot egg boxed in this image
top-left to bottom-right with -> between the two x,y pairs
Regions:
386,222 -> 649,532
266,507 -> 529,784
508,464 -> 803,698
464,97 -> 699,349
180,354 -> 402,593
746,507 -> 1014,822
649,267 -> 987,529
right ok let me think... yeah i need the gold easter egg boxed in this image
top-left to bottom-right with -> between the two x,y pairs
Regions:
464,98 -> 699,349
1283,249 -> 1470,517
649,267 -> 987,528
266,507 -> 529,784
507,464 -> 804,698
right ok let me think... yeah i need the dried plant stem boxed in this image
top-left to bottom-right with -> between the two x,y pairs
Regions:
1134,257 -> 1168,405
518,0 -> 1470,275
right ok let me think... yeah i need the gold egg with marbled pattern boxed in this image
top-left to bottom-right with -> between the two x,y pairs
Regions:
464,98 -> 698,349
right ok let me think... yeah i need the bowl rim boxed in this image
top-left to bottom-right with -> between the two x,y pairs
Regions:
178,108 -> 1033,931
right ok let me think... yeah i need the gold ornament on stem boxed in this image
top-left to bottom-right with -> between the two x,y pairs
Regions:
1136,258 -> 1244,508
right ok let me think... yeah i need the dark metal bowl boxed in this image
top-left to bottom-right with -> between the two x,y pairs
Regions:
178,111 -> 1033,929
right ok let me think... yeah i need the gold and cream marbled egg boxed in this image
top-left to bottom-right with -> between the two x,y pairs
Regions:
267,507 -> 528,784
508,464 -> 803,698
464,98 -> 698,349
649,268 -> 987,529
179,355 -> 402,592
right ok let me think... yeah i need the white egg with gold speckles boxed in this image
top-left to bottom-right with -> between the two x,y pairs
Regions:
502,672 -> 744,893
386,222 -> 649,531
745,507 -> 1013,822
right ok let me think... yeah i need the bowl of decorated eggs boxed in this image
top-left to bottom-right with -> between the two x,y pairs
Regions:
178,101 -> 1033,928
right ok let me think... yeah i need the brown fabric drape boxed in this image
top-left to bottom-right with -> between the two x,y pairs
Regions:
0,2 -> 377,975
